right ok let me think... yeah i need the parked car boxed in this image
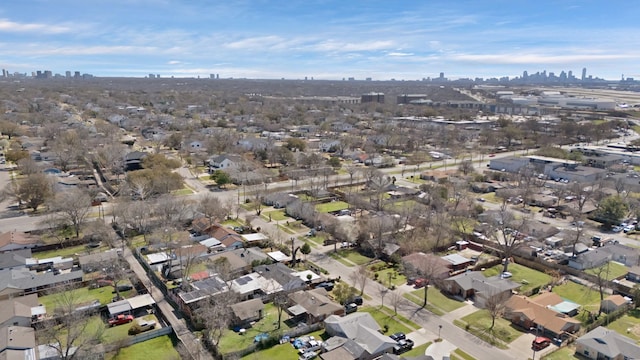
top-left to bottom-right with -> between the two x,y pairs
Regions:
500,272 -> 513,279
348,296 -> 363,306
299,351 -> 317,360
393,339 -> 414,354
129,319 -> 156,335
315,282 -> 334,291
624,225 -> 635,233
389,332 -> 406,341
413,278 -> 428,288
108,314 -> 134,327
345,303 -> 358,314
612,225 -> 624,233
532,336 -> 551,351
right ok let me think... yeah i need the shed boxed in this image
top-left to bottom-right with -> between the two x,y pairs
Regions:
107,300 -> 132,316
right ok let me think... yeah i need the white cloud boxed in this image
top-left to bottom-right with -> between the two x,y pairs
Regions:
388,52 -> 413,57
451,53 -> 637,64
0,19 -> 72,34
167,60 -> 182,65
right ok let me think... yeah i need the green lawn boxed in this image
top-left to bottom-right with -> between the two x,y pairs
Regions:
262,210 -> 290,221
300,235 -> 325,247
456,309 -> 524,348
315,201 -> 350,213
552,281 -> 601,309
39,286 -> 117,311
102,314 -> 160,344
222,219 -> 246,228
373,268 -> 407,287
586,261 -> 629,281
606,308 -> 640,343
32,243 -> 110,260
405,288 -> 465,314
359,306 -> 412,335
171,187 -> 193,196
403,342 -> 431,357
328,249 -> 373,266
451,348 -> 477,360
483,263 -> 552,294
107,335 -> 180,360
541,345 -> 579,360
217,303 -> 292,354
241,329 -> 326,360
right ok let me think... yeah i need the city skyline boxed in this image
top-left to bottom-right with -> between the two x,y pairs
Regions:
1,0 -> 638,80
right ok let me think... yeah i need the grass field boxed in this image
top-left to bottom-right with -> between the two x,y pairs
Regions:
373,268 -> 407,287
541,345 -> 578,360
217,303 -> 292,354
552,281 -> 601,310
359,306 -> 413,335
606,308 -> 640,342
451,348 -> 477,360
39,286 -> 117,311
32,243 -> 111,260
107,335 -> 180,360
262,210 -> 290,221
402,342 -> 431,357
404,287 -> 465,315
482,263 -> 552,294
456,309 -> 524,348
328,249 -> 373,266
315,201 -> 350,213
586,261 -> 628,281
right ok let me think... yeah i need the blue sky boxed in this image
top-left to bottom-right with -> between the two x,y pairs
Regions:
1,0 -> 638,80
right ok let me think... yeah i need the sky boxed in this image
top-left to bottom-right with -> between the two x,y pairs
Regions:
1,0 -> 638,80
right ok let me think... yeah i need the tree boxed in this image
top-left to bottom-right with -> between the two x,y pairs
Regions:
195,291 -> 238,346
596,195 -> 628,228
284,138 -> 306,152
389,289 -> 403,315
99,256 -> 130,301
36,284 -> 105,360
49,189 -> 92,238
488,202 -> 528,273
197,194 -> 226,226
590,262 -> 611,316
485,291 -> 511,330
349,265 -> 371,296
210,170 -> 231,188
0,120 -> 20,139
333,282 -> 356,305
563,227 -> 587,257
300,242 -> 311,260
273,291 -> 289,330
14,172 -> 54,211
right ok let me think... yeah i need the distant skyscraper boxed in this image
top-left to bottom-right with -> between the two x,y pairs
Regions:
65,71 -> 71,78
582,67 -> 587,81
439,72 -> 445,79
522,70 -> 528,79
74,71 -> 81,78
1,69 -> 5,78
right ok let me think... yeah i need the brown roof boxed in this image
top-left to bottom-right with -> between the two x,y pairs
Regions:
0,232 -> 38,249
289,288 -> 343,319
603,294 -> 627,306
191,217 -> 213,233
0,294 -> 39,324
174,244 -> 208,257
506,295 -> 580,335
230,298 -> 264,321
531,292 -> 563,307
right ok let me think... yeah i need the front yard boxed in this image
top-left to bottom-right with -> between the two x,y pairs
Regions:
482,263 -> 552,294
455,309 -> 524,349
315,201 -> 350,213
404,288 -> 465,315
358,306 -> 418,335
328,249 -> 373,266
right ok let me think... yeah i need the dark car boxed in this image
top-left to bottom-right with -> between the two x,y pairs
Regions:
316,282 -> 334,291
345,303 -> 358,314
393,339 -> 414,354
389,332 -> 406,341
349,296 -> 363,306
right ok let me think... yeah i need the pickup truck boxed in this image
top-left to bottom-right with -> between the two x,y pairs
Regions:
108,314 -> 134,327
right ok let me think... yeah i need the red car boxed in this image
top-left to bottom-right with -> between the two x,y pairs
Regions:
532,336 -> 551,351
109,314 -> 134,327
413,278 -> 428,288
488,154 -> 496,157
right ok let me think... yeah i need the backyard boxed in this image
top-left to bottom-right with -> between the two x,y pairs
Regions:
107,335 -> 180,360
240,329 -> 326,360
586,261 -> 628,281
606,308 -> 640,342
315,201 -> 350,213
483,263 -> 552,294
552,281 -> 601,312
38,285 -> 122,311
216,303 -> 293,354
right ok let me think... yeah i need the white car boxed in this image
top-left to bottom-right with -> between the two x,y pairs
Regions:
501,272 -> 513,279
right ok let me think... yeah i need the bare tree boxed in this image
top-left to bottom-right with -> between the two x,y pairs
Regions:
195,291 -> 238,347
197,193 -> 226,225
591,262 -> 610,315
485,291 -> 511,330
389,289 -> 403,315
563,227 -> 587,257
487,202 -> 528,273
349,265 -> 371,296
49,188 -> 92,238
36,285 -> 105,360
378,282 -> 388,308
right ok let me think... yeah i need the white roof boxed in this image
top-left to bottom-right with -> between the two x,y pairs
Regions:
241,233 -> 269,242
292,270 -> 321,282
107,300 -> 132,316
126,294 -> 155,309
146,252 -> 171,265
267,251 -> 291,262
199,237 -> 223,248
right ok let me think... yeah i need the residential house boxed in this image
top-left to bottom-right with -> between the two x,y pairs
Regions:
264,193 -> 298,209
0,268 -> 83,300
575,326 -> 640,360
237,138 -> 268,151
569,244 -> 640,270
123,151 -> 147,171
230,298 -> 264,327
191,217 -> 213,235
319,140 -> 341,152
401,252 -> 451,280
0,294 -> 43,328
206,225 -> 244,250
0,326 -> 38,359
322,312 -> 397,360
626,266 -> 640,283
0,250 -> 30,271
441,254 -> 473,272
254,263 -> 307,293
0,232 -> 40,253
176,275 -> 228,310
230,272 -> 281,300
504,295 -> 581,340
600,294 -> 629,314
208,154 -> 242,171
187,140 -> 204,150
78,250 -> 119,272
532,292 -> 581,317
287,288 -> 344,324
442,271 -> 520,308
